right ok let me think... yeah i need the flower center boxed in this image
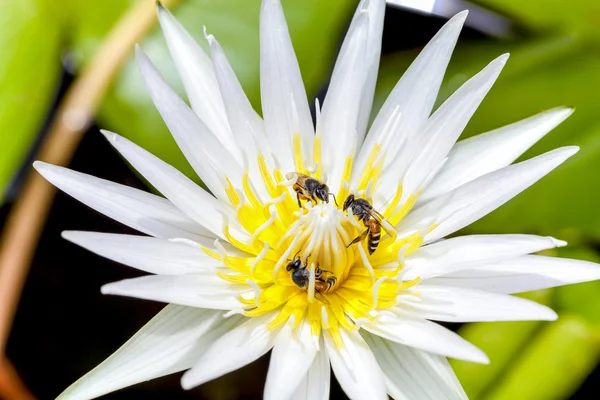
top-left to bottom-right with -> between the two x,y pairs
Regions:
272,202 -> 358,293
200,141 -> 425,345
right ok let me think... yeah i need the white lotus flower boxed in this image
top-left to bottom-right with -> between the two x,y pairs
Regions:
35,0 -> 600,399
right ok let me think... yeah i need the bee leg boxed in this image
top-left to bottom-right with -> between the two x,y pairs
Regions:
346,227 -> 370,248
296,194 -> 302,208
326,276 -> 337,288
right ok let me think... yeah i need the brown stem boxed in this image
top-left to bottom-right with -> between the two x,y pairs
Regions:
0,0 -> 180,397
0,359 -> 35,400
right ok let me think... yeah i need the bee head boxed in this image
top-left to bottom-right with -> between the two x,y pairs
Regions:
314,184 -> 330,203
343,194 -> 355,211
286,258 -> 302,271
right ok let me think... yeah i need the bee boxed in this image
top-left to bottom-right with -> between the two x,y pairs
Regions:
286,253 -> 337,293
286,172 -> 337,208
343,194 -> 396,255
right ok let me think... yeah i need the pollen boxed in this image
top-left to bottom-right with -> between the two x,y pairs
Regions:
207,136 -> 427,347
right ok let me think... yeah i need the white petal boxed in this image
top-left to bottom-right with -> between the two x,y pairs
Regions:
391,53 -> 510,201
363,332 -> 467,400
427,255 -> 600,294
420,107 -> 574,204
320,8 -> 369,192
101,273 -> 248,310
156,4 -> 236,152
260,0 -> 314,171
136,48 -> 243,201
355,11 -> 467,188
101,130 -> 239,240
291,337 -> 330,400
33,162 -> 211,241
410,285 -> 557,322
406,234 -> 566,280
61,231 -> 221,275
362,316 -> 489,363
56,306 -> 243,400
181,312 -> 280,389
264,319 -> 317,400
354,0 -> 386,144
324,328 -> 387,400
206,32 -> 273,201
398,146 -> 579,243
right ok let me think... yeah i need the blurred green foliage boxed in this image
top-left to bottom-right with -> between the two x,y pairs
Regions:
474,0 -> 600,34
485,315 -> 600,400
0,0 -> 61,198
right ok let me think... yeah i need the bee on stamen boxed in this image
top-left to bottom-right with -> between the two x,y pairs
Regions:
343,194 -> 396,255
286,172 -> 338,208
285,253 -> 337,293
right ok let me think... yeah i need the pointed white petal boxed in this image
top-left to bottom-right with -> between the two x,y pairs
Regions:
354,0 -> 386,144
362,315 -> 489,363
398,146 -> 579,243
206,33 -> 265,142
181,312 -> 280,389
33,162 -> 211,241
411,285 -> 557,322
61,231 -> 221,275
355,11 -> 467,187
420,107 -> 574,203
101,131 -> 239,240
101,273 -> 248,310
56,306 -> 243,400
156,4 -> 236,151
136,48 -> 244,201
291,337 -> 330,400
406,234 -> 566,280
324,329 -> 387,400
427,255 -> 600,294
260,0 -> 314,170
206,32 -> 273,201
320,9 -> 369,192
363,332 -> 467,400
390,54 -> 510,201
264,319 -> 317,400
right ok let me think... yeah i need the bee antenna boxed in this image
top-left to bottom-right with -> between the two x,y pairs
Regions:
293,249 -> 301,259
328,193 -> 338,207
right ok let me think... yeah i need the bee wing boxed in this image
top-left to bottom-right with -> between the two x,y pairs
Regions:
366,208 -> 397,237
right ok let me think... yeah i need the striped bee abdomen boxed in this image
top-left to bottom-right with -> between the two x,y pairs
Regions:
367,221 -> 381,255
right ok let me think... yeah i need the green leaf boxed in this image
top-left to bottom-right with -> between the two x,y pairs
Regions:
554,247 -> 600,327
0,0 -> 62,200
485,315 -> 600,400
472,0 -> 600,35
452,320 -> 543,399
69,0 -> 357,180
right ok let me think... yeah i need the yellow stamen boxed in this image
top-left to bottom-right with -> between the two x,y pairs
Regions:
313,135 -> 323,180
293,133 -> 306,174
337,155 -> 354,202
212,143 -> 427,350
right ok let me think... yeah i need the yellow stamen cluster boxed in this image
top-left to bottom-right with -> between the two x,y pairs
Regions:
205,136 -> 425,347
